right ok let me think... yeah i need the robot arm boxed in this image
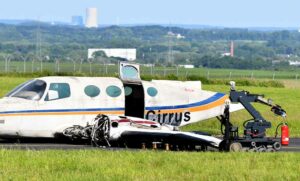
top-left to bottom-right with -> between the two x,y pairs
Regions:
229,83 -> 286,121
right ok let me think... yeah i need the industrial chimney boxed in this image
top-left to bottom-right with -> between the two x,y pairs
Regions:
230,41 -> 234,57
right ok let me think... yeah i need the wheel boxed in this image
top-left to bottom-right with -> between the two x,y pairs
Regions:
273,142 -> 281,151
267,148 -> 275,152
218,140 -> 228,151
229,142 -> 243,152
251,141 -> 256,147
258,146 -> 267,152
200,145 -> 207,152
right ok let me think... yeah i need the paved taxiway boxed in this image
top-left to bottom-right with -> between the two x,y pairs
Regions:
0,138 -> 299,152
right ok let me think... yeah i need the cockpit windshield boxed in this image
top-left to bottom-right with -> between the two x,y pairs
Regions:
6,79 -> 47,101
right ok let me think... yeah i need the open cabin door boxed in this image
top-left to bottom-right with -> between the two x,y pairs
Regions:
119,62 -> 145,118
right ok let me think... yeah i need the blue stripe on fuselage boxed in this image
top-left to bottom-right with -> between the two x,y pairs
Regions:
0,107 -> 124,114
145,93 -> 225,110
0,93 -> 226,115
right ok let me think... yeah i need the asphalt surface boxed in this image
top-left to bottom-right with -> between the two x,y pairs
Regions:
0,138 -> 300,152
281,138 -> 300,152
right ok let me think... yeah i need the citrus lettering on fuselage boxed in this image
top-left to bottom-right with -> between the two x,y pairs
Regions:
145,110 -> 191,126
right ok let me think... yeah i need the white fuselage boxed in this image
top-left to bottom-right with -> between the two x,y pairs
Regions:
0,77 -> 228,138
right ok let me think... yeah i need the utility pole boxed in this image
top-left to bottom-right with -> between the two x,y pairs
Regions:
79,58 -> 84,73
167,32 -> 173,65
36,19 -> 42,72
21,55 -> 28,73
72,59 -> 76,72
87,58 -> 93,74
55,58 -> 60,73
4,54 -> 12,73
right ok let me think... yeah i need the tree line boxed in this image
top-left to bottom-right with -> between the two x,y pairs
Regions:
0,23 -> 299,70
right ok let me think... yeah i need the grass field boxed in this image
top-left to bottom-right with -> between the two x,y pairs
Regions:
0,150 -> 300,181
0,76 -> 300,181
1,60 -> 300,80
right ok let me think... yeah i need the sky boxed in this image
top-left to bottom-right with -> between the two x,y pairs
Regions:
0,0 -> 299,27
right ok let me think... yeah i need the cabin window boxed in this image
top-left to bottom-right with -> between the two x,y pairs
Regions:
121,65 -> 139,80
106,86 -> 122,98
84,85 -> 100,98
124,86 -> 133,96
45,83 -> 71,101
7,79 -> 47,101
147,87 -> 158,97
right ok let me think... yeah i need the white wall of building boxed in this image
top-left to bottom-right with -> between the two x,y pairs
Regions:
289,61 -> 300,66
88,49 -> 137,61
178,65 -> 195,69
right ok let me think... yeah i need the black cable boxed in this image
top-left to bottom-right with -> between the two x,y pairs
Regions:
243,119 -> 254,128
275,123 -> 283,138
221,123 -> 225,135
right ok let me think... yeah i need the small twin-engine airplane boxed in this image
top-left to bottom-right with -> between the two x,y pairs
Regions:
0,62 -> 243,150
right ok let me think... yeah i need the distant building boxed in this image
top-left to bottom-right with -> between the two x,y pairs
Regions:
85,8 -> 98,28
221,41 -> 235,57
176,34 -> 185,39
71,16 -> 83,26
272,60 -> 281,65
289,61 -> 300,66
178,65 -> 195,69
277,54 -> 291,58
88,48 -> 137,61
221,52 -> 232,57
167,31 -> 185,39
142,64 -> 155,67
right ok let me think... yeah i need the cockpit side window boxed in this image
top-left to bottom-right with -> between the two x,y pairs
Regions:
7,80 -> 47,101
6,80 -> 33,97
45,83 -> 71,101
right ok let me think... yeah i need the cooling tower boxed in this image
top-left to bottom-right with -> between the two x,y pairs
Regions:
85,8 -> 98,28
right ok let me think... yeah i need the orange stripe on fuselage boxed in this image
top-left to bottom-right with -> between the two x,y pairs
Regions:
188,95 -> 228,112
146,95 -> 228,114
0,111 -> 125,117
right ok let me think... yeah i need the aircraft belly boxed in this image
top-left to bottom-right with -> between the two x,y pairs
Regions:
0,116 -> 22,136
0,118 -> 20,136
19,115 -> 86,138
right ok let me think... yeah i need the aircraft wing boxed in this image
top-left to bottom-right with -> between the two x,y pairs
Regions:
106,116 -> 222,148
120,130 -> 222,148
230,103 -> 244,112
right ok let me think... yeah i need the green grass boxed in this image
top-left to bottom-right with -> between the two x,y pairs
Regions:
0,77 -> 31,96
0,150 -> 299,181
